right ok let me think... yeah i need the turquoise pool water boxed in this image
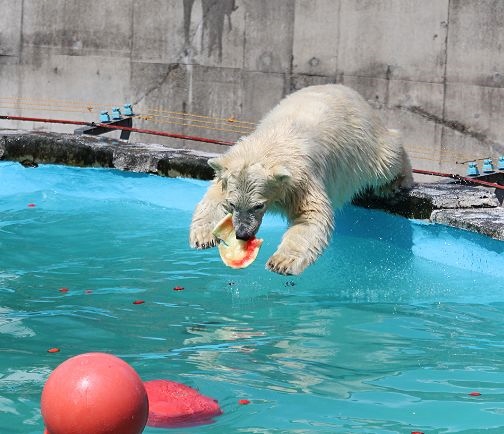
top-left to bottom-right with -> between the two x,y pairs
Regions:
1,161 -> 504,434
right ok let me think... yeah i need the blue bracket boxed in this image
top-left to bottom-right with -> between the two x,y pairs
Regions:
466,161 -> 479,176
498,156 -> 504,170
74,104 -> 134,140
482,158 -> 494,173
123,104 -> 134,116
111,107 -> 122,120
99,111 -> 111,123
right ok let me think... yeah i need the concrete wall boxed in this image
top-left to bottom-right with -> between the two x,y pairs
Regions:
1,0 -> 504,178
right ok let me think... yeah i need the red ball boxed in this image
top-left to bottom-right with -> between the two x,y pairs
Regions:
144,379 -> 222,428
41,352 -> 148,434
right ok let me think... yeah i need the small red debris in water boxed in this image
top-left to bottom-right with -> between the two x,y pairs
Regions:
27,203 -> 36,208
469,391 -> 481,396
238,399 -> 250,405
84,289 -> 93,294
47,348 -> 60,353
133,300 -> 145,305
58,287 -> 69,293
173,286 -> 184,291
411,431 -> 424,434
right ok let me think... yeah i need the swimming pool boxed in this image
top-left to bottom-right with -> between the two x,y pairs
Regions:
1,161 -> 504,433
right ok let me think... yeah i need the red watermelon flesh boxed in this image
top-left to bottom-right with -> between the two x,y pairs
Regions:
212,213 -> 263,269
144,380 -> 222,428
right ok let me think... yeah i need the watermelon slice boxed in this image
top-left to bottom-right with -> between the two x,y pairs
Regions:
212,213 -> 263,269
144,379 -> 222,428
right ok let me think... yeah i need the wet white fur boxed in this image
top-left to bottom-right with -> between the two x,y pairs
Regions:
190,84 -> 413,275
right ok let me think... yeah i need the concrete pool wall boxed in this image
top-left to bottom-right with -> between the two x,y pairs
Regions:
2,129 -> 503,241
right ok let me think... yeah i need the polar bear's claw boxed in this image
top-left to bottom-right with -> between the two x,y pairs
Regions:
195,239 -> 216,249
190,226 -> 217,249
266,253 -> 307,276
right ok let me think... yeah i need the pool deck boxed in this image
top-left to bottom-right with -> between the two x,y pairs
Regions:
2,129 -> 504,241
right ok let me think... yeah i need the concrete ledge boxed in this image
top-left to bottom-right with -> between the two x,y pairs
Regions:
354,183 -> 504,240
431,208 -> 504,240
0,130 -> 217,180
1,130 -> 503,241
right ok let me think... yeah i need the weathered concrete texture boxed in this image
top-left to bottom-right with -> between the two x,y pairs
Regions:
0,130 -> 216,180
2,130 -> 504,242
0,0 -> 22,59
355,182 -> 504,240
431,208 -> 504,240
356,181 -> 501,215
398,182 -> 500,210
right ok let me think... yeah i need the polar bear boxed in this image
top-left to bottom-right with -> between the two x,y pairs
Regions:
189,84 -> 413,275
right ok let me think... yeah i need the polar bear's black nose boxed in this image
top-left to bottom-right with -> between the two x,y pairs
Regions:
235,228 -> 252,241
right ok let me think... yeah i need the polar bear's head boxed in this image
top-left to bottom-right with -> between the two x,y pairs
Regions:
208,156 -> 291,240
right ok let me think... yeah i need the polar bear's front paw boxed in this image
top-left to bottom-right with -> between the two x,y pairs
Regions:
266,252 -> 309,276
189,224 -> 217,249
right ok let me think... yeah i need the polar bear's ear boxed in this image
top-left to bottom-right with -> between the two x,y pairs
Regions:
271,165 -> 291,182
208,157 -> 225,173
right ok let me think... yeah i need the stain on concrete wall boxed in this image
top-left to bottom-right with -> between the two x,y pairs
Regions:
183,0 -> 237,61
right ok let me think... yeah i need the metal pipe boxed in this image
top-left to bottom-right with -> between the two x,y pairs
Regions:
0,114 -> 234,146
413,168 -> 504,190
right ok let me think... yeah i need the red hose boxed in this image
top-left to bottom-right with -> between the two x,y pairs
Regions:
413,168 -> 504,190
95,123 -> 235,146
0,114 -> 234,146
0,115 -> 89,126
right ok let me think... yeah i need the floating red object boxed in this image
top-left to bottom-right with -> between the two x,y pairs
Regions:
173,286 -> 184,291
132,300 -> 145,305
411,431 -> 424,434
58,288 -> 69,293
85,290 -> 93,294
144,379 -> 222,428
238,399 -> 250,405
41,352 -> 148,434
27,203 -> 36,207
47,348 -> 60,353
469,391 -> 481,396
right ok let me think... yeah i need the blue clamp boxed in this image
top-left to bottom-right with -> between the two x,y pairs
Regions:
482,158 -> 494,173
498,156 -> 504,170
99,111 -> 111,123
123,103 -> 134,116
111,107 -> 122,120
466,161 -> 479,176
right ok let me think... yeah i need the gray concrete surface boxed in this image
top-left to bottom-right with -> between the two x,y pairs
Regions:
0,129 -> 217,179
1,1 -> 504,182
2,130 -> 504,242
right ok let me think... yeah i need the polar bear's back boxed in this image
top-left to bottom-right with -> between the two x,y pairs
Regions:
262,84 -> 372,123
258,84 -> 383,149
253,84 -> 405,205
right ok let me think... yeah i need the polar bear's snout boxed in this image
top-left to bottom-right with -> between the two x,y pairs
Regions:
232,210 -> 262,241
